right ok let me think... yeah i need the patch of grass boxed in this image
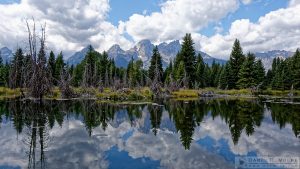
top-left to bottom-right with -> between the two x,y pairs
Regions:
261,89 -> 300,96
0,87 -> 21,99
171,89 -> 199,98
214,89 -> 252,95
95,87 -> 152,101
45,87 -> 61,99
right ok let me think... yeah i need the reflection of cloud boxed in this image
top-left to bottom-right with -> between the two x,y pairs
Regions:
123,131 -> 233,169
46,123 -> 109,169
0,122 -> 27,168
193,115 -> 300,157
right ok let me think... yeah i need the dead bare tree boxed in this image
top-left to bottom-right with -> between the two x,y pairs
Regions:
182,70 -> 189,89
26,19 -> 51,99
165,72 -> 180,93
150,63 -> 163,97
105,69 -> 109,87
59,70 -> 74,98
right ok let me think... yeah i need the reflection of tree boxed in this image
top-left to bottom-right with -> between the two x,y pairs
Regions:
267,103 -> 300,138
127,105 -> 142,126
217,100 -> 264,145
166,101 -> 199,150
0,101 -> 9,128
1,100 -> 67,169
165,99 -> 265,148
76,101 -> 116,136
148,105 -> 163,135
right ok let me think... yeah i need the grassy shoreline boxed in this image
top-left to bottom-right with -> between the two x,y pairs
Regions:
0,87 -> 299,100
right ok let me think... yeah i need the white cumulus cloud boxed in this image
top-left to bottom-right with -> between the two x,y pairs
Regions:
0,0 -> 132,57
121,0 -> 239,43
199,3 -> 300,59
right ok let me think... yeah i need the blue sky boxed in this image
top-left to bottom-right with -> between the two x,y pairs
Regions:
107,0 -> 289,37
0,0 -> 299,58
108,0 -> 162,26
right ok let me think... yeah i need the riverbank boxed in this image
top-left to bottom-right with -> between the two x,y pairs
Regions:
0,87 -> 299,100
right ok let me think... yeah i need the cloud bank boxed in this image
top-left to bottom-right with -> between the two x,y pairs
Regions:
0,0 -> 299,59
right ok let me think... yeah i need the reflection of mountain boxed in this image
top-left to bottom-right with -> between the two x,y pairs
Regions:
0,99 -> 299,168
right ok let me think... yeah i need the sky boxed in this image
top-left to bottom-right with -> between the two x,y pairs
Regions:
0,0 -> 299,59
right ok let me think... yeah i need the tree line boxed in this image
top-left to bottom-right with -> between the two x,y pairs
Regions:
1,30 -> 300,99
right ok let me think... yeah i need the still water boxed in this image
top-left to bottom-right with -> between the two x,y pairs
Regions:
0,99 -> 299,169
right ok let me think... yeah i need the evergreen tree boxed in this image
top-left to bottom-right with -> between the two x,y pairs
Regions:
54,52 -> 65,84
254,59 -> 265,87
237,53 -> 256,89
72,63 -> 84,87
134,60 -> 143,86
99,51 -> 109,83
9,48 -> 24,88
203,64 -> 211,87
83,46 -> 96,87
219,63 -> 230,89
175,61 -> 185,81
0,55 -> 9,87
271,58 -> 283,89
48,51 -> 56,84
177,33 -> 196,87
282,60 -> 293,90
292,49 -> 300,89
0,58 -> 4,86
163,61 -> 173,85
265,70 -> 273,88
148,46 -> 163,82
210,60 -> 222,87
195,54 -> 205,88
23,54 -> 33,88
228,39 -> 245,89
127,58 -> 135,87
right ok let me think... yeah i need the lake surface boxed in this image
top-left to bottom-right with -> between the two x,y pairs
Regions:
0,99 -> 299,169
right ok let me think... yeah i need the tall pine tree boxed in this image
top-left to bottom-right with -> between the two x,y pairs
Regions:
254,59 -> 265,87
195,54 -> 205,88
9,48 -> 24,88
228,39 -> 245,89
177,33 -> 196,88
83,46 -> 96,87
237,53 -> 256,89
54,52 -> 65,84
292,49 -> 300,89
148,46 -> 163,82
48,51 -> 56,85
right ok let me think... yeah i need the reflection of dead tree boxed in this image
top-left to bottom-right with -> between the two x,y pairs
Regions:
26,19 -> 51,99
23,103 -> 50,169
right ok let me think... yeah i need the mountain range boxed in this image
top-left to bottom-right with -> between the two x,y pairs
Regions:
1,41 -> 296,70
0,47 -> 13,63
254,50 -> 294,70
66,40 -> 227,68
